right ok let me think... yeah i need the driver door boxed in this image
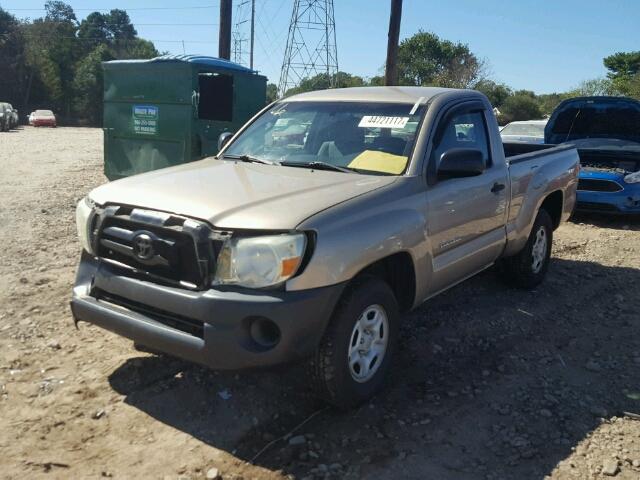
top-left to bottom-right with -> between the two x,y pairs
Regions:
425,104 -> 508,294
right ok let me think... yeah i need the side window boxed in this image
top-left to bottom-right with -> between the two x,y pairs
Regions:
431,111 -> 491,169
198,72 -> 233,121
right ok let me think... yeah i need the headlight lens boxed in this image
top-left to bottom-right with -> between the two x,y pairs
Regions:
624,171 -> 640,184
75,196 -> 97,254
213,233 -> 306,288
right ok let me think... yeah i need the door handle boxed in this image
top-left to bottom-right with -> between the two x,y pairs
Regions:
491,182 -> 505,193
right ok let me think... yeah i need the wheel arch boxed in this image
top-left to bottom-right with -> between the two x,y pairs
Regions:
350,251 -> 417,313
539,190 -> 564,230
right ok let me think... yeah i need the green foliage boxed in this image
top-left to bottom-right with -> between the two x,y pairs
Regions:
603,51 -> 640,98
569,78 -> 615,97
397,30 -> 486,88
73,44 -> 114,125
474,80 -> 512,108
44,0 -> 77,23
266,83 -> 278,103
0,9 -> 28,110
284,71 -> 366,96
499,93 -> 543,124
0,2 -> 158,125
604,51 -> 640,78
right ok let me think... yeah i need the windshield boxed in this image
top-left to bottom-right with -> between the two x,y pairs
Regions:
548,99 -> 640,145
223,101 -> 426,175
501,122 -> 546,137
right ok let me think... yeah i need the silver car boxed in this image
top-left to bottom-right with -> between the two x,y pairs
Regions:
501,119 -> 548,144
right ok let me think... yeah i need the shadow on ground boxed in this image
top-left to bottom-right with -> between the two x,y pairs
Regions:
109,258 -> 640,479
572,211 -> 640,230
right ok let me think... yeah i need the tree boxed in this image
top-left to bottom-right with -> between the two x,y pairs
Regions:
537,92 -> 571,117
570,78 -> 615,97
604,51 -> 640,78
474,79 -> 512,108
17,2 -> 158,124
44,0 -> 77,23
266,83 -> 278,103
77,12 -> 110,48
104,9 -> 136,40
500,93 -> 542,123
603,51 -> 640,98
27,2 -> 80,118
114,38 -> 157,59
397,31 -> 486,88
73,44 -> 114,124
0,8 -> 28,111
284,71 -> 366,96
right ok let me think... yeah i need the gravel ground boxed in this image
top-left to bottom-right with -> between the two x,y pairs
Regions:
1,126 -> 639,480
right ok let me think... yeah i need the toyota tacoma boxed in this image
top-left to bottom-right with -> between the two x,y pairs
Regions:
71,87 -> 579,408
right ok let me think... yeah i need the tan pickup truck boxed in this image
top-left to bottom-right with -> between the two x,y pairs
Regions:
72,87 -> 579,408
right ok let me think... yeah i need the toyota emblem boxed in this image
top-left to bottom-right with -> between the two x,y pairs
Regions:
132,233 -> 154,260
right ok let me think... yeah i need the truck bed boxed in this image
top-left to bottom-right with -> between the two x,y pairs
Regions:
503,141 -> 569,160
501,142 -> 580,257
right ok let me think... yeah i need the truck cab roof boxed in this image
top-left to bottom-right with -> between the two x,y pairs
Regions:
284,86 -> 485,105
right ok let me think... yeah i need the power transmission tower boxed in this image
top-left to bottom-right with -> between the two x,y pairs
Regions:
278,0 -> 338,97
232,0 -> 255,67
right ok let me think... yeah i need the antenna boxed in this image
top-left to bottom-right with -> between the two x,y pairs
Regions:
278,0 -> 338,97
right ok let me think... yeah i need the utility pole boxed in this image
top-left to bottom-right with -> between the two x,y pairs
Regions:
385,0 -> 402,86
219,0 -> 232,60
250,0 -> 255,69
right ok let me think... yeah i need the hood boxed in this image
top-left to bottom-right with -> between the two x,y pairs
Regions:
546,96 -> 640,145
89,159 -> 397,229
565,137 -> 640,152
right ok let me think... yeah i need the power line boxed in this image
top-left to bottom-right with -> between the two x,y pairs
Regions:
2,32 -> 216,44
42,21 -> 219,26
5,5 -> 219,12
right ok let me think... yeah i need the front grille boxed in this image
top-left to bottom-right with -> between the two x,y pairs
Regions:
576,201 -> 619,212
94,206 -> 230,290
577,179 -> 623,192
94,289 -> 204,338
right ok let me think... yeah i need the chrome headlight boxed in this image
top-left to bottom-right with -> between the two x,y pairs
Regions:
75,196 -> 97,254
213,233 -> 306,288
624,171 -> 640,184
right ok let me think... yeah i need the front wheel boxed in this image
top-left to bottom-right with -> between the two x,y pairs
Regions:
308,276 -> 399,409
499,208 -> 553,289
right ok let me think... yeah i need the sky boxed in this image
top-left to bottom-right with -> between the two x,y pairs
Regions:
3,0 -> 640,94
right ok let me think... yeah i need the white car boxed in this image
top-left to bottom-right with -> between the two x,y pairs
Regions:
501,120 -> 547,144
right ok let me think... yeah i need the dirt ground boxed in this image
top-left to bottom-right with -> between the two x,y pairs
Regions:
1,126 -> 639,480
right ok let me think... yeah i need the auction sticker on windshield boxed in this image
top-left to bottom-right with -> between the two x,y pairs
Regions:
358,116 -> 409,129
132,105 -> 158,135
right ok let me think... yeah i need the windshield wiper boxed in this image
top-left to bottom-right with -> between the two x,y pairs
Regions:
281,161 -> 355,173
221,154 -> 279,165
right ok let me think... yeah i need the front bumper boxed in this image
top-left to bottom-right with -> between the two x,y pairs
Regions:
33,120 -> 56,127
71,253 -> 345,370
576,190 -> 640,214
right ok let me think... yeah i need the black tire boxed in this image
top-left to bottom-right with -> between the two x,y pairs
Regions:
308,276 -> 399,409
500,209 -> 553,289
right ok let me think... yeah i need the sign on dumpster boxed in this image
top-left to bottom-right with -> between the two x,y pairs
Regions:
132,105 -> 158,135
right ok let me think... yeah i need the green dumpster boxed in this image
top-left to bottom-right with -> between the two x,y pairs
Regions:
102,54 -> 267,180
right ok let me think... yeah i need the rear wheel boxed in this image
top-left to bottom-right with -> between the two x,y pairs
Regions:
308,276 -> 399,409
500,209 -> 553,289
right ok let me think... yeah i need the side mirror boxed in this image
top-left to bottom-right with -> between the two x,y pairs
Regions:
437,148 -> 485,179
217,131 -> 234,151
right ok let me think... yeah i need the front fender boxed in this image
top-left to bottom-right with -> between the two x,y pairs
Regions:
287,178 -> 430,302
